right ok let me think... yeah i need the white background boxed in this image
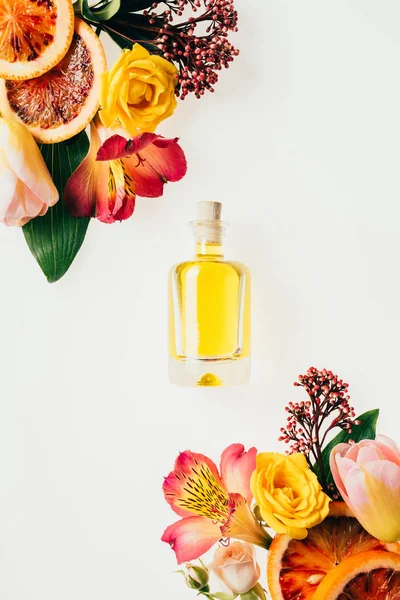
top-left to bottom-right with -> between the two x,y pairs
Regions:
1,1 -> 400,598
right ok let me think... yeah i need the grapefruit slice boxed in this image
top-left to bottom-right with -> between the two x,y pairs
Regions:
0,0 -> 74,81
313,551 -> 400,600
267,502 -> 400,600
0,18 -> 106,143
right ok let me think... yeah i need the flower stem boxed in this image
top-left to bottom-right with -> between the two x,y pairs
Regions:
314,426 -> 327,491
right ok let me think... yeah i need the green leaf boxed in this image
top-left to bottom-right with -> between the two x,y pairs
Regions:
314,409 -> 380,496
101,13 -> 159,48
92,0 -> 121,20
102,20 -> 158,52
202,594 -> 237,600
245,584 -> 266,600
75,0 -> 121,19
78,0 -> 101,23
239,592 -> 261,600
23,131 -> 90,283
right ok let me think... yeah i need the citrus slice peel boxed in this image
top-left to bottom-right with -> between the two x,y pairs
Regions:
313,550 -> 400,600
0,17 -> 107,143
0,0 -> 74,80
267,502 -> 400,600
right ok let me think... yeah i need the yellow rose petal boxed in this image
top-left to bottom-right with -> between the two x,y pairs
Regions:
98,43 -> 178,134
251,451 -> 330,540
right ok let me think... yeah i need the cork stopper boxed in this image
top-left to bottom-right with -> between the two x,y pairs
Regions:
196,201 -> 222,221
190,202 -> 227,248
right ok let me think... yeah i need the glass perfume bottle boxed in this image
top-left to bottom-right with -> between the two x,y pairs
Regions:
168,201 -> 250,386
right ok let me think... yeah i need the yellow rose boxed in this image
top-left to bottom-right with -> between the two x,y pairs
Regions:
99,44 -> 178,136
250,452 -> 330,539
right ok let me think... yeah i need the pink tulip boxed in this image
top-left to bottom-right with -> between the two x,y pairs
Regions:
330,435 -> 400,542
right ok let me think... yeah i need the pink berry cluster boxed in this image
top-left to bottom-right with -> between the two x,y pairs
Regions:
279,367 -> 360,468
145,0 -> 239,98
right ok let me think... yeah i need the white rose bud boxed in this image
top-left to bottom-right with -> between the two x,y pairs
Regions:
184,563 -> 209,591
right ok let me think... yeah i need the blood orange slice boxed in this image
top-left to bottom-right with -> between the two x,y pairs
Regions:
0,0 -> 74,80
267,502 -> 400,600
313,551 -> 400,600
0,17 -> 106,143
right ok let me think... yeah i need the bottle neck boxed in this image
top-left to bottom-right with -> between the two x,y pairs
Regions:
195,240 -> 224,258
191,220 -> 227,259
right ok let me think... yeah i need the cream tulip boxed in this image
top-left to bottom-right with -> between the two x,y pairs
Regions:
0,115 -> 58,226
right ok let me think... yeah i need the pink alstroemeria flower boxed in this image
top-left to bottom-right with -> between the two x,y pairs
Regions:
162,444 -> 271,564
64,119 -> 187,224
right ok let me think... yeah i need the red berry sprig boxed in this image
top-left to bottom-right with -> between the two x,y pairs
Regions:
279,367 -> 360,491
144,0 -> 239,98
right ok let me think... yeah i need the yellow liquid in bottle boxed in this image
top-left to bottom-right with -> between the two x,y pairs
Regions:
169,242 -> 250,385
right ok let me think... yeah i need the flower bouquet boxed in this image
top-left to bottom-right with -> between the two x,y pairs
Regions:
162,367 -> 400,600
0,0 -> 239,282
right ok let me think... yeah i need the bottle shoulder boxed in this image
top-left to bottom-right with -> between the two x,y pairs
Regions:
169,259 -> 250,278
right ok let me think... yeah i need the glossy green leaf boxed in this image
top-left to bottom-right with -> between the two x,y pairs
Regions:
23,132 -> 90,283
102,18 -> 157,51
314,409 -> 379,497
76,0 -> 101,23
75,0 -> 122,20
93,0 -> 121,20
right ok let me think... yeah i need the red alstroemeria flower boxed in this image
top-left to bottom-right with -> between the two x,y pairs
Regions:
162,444 -> 271,564
64,119 -> 187,224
